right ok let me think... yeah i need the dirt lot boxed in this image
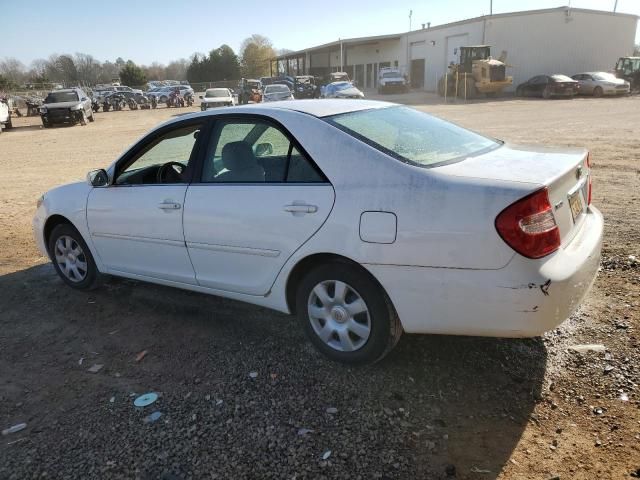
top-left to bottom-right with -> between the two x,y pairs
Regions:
0,95 -> 638,479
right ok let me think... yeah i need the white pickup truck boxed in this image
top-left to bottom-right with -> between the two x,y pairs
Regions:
378,67 -> 409,94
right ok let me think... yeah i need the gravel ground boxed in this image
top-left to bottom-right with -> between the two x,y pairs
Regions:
0,95 -> 638,479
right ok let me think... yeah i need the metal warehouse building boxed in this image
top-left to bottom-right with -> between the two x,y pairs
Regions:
273,6 -> 638,92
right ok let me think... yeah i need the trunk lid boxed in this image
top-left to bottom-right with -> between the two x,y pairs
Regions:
436,144 -> 591,244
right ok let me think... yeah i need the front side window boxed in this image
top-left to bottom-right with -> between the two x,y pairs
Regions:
201,119 -> 325,183
326,106 -> 500,168
116,123 -> 202,185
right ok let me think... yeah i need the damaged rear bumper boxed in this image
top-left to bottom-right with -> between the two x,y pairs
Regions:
364,206 -> 603,337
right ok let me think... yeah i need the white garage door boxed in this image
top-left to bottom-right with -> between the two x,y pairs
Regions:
445,34 -> 469,67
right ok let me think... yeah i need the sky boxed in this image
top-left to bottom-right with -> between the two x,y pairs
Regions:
3,0 -> 639,67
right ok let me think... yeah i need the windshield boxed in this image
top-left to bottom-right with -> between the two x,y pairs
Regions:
326,106 -> 500,167
382,72 -> 400,78
265,85 -> 289,93
206,89 -> 229,98
551,75 -> 574,82
45,91 -> 79,103
592,72 -> 617,81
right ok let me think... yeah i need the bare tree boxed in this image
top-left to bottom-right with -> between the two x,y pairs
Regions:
75,53 -> 101,86
0,57 -> 26,84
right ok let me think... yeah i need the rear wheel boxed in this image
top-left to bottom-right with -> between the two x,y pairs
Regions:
593,86 -> 603,98
48,224 -> 102,290
296,263 -> 402,364
542,87 -> 551,99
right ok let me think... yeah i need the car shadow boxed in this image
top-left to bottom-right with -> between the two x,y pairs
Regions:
0,264 -> 545,479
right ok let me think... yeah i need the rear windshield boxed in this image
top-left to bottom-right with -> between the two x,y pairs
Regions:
45,91 -> 79,103
266,85 -> 289,93
551,75 -> 574,82
326,106 -> 500,168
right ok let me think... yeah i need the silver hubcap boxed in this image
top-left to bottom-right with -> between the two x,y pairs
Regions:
307,280 -> 371,352
54,235 -> 88,282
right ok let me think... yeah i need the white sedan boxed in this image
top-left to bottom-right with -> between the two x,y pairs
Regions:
33,100 -> 603,364
200,88 -> 236,110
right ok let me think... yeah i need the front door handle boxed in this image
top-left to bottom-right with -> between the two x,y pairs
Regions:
158,202 -> 181,210
284,204 -> 317,214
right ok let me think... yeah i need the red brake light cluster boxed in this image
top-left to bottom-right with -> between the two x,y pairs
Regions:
495,188 -> 561,259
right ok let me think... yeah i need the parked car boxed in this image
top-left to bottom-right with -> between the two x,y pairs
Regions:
33,100 -> 602,364
114,85 -> 143,95
377,67 -> 408,93
293,76 -> 318,99
39,88 -> 94,127
0,97 -> 12,133
322,81 -> 365,99
571,72 -> 630,97
262,84 -> 294,102
200,88 -> 235,110
148,85 -> 194,103
516,75 -> 579,98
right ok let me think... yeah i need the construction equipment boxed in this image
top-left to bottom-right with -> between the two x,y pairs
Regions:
614,57 -> 640,91
437,45 -> 512,99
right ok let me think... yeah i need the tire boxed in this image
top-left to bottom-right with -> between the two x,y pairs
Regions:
80,110 -> 87,126
593,86 -> 603,98
6,116 -> 12,129
296,262 -> 402,364
48,223 -> 102,290
542,87 -> 551,99
88,111 -> 95,122
159,96 -> 167,103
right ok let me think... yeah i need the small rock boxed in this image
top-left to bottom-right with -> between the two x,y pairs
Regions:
593,407 -> 604,415
87,364 -> 104,374
249,371 -> 258,379
595,439 -> 602,447
604,365 -> 615,373
619,393 -> 629,402
109,397 -> 115,403
445,464 -> 456,477
548,476 -> 561,480
568,344 -> 605,353
326,407 -> 338,414
322,450 -> 331,460
297,428 -> 314,436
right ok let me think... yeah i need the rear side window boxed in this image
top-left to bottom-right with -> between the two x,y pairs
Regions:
201,119 -> 326,183
326,106 -> 499,168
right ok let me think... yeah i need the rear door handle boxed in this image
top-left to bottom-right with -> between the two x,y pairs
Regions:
284,204 -> 318,214
158,202 -> 181,210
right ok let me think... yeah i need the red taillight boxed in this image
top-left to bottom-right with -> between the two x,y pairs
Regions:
586,153 -> 592,205
495,188 -> 561,259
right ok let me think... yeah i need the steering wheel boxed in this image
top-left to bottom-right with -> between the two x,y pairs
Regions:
156,161 -> 186,183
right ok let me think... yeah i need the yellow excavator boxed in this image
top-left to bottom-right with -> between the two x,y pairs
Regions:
437,45 -> 512,98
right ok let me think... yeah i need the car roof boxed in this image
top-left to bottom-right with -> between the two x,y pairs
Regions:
50,88 -> 79,93
175,100 -> 395,122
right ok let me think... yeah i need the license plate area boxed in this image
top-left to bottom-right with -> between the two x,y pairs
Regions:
568,190 -> 584,223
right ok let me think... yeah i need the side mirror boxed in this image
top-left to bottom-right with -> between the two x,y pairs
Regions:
254,142 -> 273,157
87,169 -> 109,187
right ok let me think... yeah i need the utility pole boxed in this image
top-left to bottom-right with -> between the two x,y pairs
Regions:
490,0 -> 493,15
613,0 -> 618,13
339,38 -> 343,71
406,9 -> 412,78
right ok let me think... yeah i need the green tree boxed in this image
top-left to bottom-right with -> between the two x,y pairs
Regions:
119,60 -> 146,86
239,34 -> 275,78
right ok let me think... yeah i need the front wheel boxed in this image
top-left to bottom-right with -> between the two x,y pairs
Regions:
48,224 -> 102,290
296,263 -> 402,364
593,86 -> 603,98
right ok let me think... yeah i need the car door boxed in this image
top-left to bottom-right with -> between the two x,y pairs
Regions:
87,119 -> 207,284
183,116 -> 335,296
582,74 -> 596,94
529,76 -> 547,96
